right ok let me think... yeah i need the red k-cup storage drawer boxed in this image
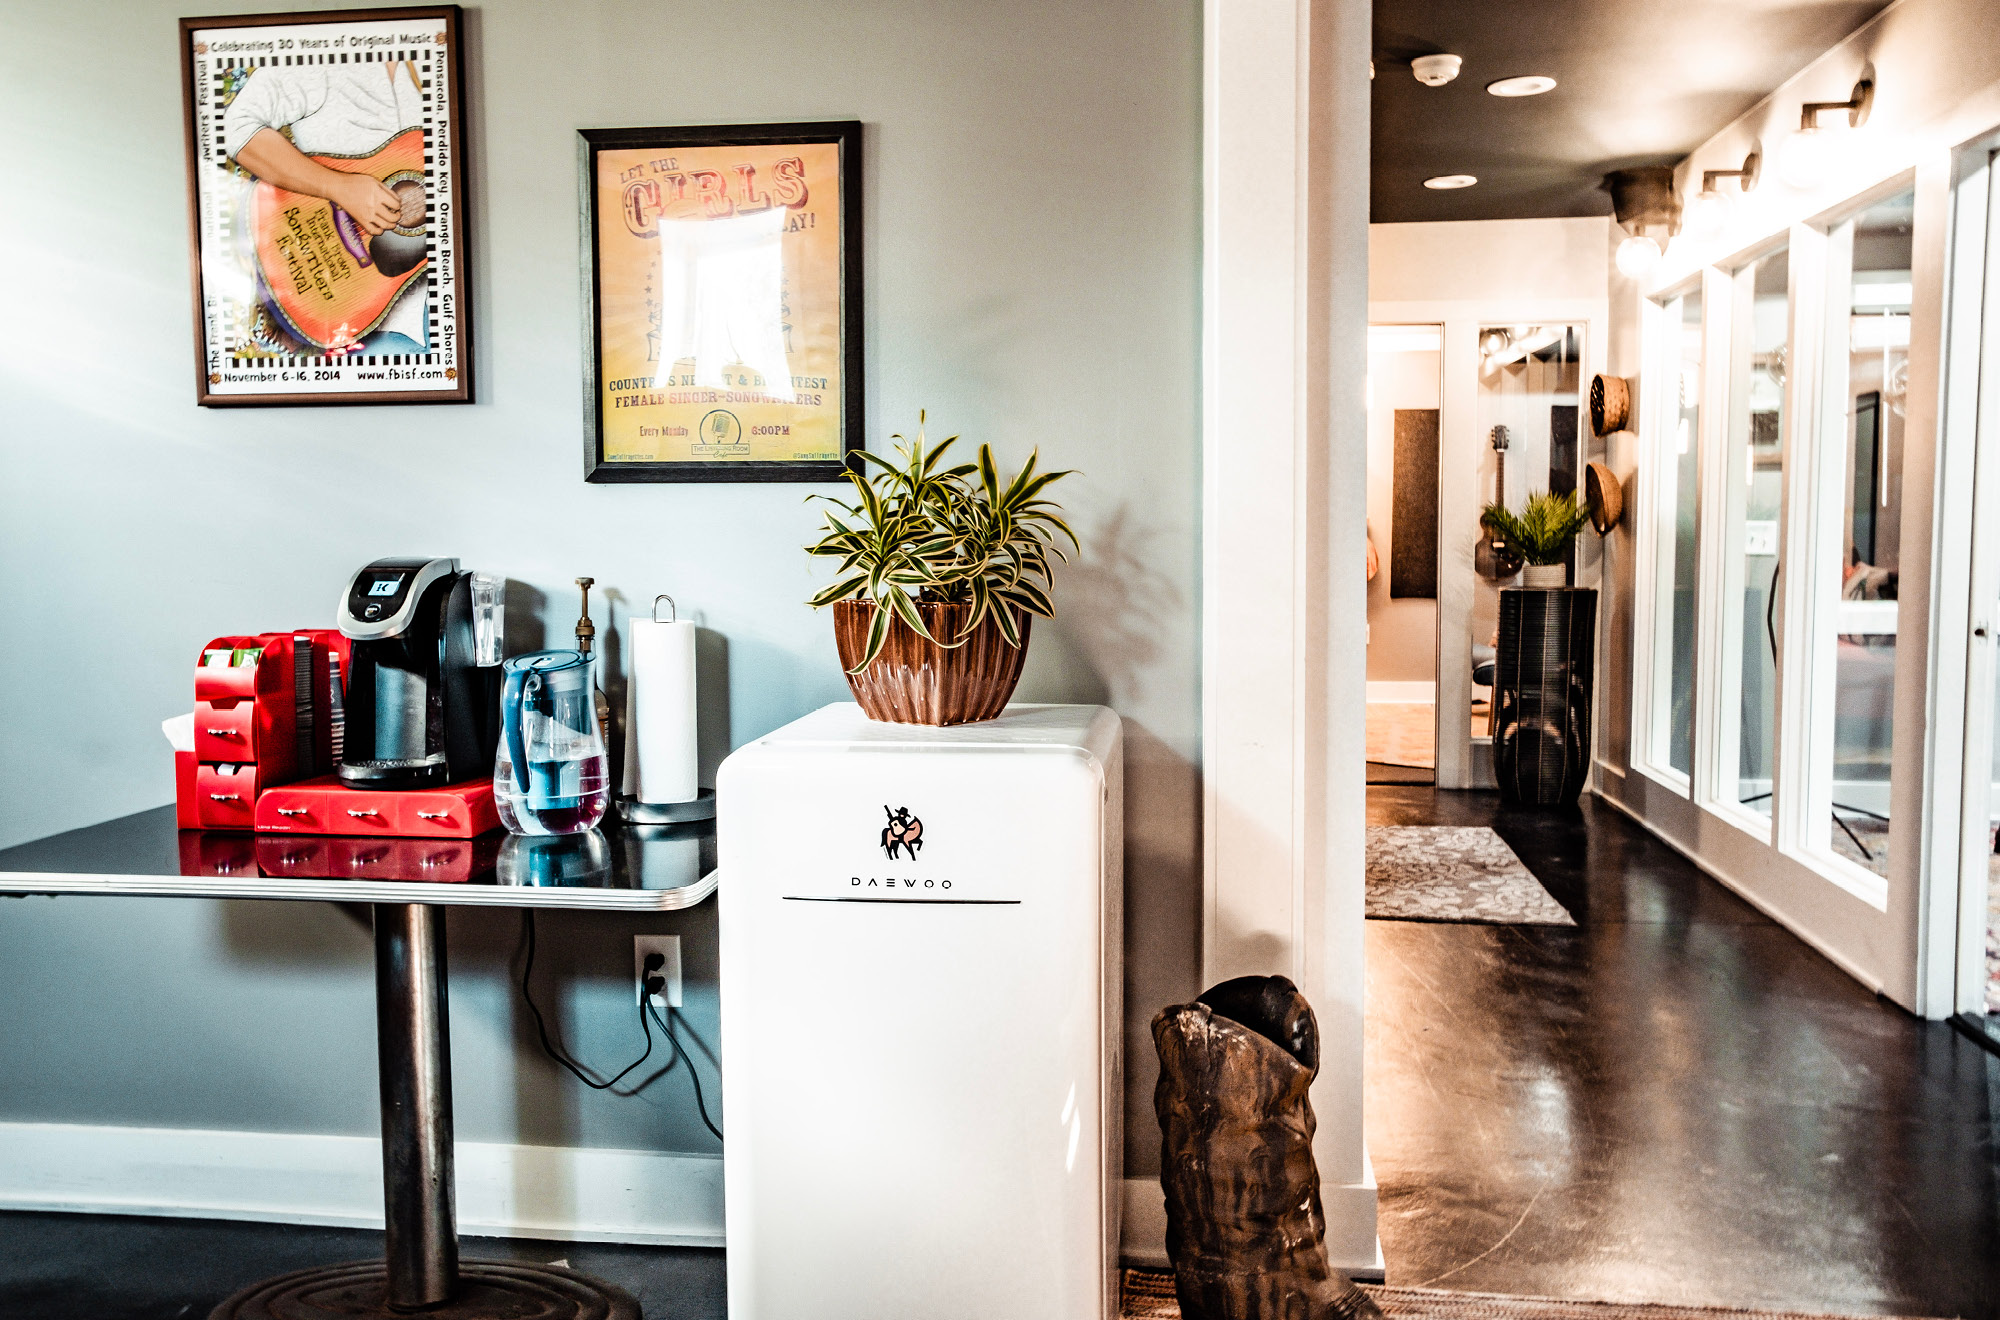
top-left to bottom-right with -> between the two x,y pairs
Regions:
193,651 -> 261,703
255,776 -> 497,837
193,698 -> 256,763
258,791 -> 332,833
195,763 -> 259,830
327,793 -> 400,835
397,781 -> 499,837
255,776 -> 396,834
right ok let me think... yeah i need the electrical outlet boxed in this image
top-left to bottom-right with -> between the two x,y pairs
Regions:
633,935 -> 682,1009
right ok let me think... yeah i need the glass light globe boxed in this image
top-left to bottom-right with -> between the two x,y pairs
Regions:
1684,188 -> 1730,241
1616,235 -> 1663,279
1780,127 -> 1834,190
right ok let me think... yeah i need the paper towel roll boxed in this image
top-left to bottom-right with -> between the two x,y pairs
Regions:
624,617 -> 699,804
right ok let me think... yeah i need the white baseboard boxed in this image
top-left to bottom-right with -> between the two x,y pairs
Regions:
0,1121 -> 724,1247
1366,681 -> 1435,704
3,1122 -> 1385,1273
1117,1174 -> 1380,1275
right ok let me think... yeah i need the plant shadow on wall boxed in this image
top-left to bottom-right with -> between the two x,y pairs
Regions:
1045,502 -> 1206,1177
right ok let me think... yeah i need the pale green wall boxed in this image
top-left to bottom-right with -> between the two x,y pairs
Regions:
0,0 -> 1200,1172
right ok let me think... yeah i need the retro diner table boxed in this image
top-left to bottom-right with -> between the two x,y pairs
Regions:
0,805 -> 717,1320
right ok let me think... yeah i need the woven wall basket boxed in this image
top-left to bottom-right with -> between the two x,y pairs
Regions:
832,599 -> 1030,726
1589,374 -> 1631,436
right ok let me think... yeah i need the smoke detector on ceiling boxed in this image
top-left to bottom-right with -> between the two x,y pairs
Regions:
1411,54 -> 1462,87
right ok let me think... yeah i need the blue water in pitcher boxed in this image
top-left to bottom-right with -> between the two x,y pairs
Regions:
495,649 -> 608,835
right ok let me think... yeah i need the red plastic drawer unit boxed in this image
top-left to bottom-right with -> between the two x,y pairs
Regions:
254,776 -> 499,839
195,763 -> 259,830
176,629 -> 353,830
175,750 -> 200,829
193,698 -> 256,763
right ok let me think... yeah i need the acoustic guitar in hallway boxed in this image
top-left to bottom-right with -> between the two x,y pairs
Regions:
248,127 -> 429,353
1474,423 -> 1525,579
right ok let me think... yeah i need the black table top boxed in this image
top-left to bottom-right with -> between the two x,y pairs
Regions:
0,806 -> 717,910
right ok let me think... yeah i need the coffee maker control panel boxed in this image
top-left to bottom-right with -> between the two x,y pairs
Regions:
340,557 -> 460,640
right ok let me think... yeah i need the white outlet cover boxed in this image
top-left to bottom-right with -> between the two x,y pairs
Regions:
633,935 -> 682,1009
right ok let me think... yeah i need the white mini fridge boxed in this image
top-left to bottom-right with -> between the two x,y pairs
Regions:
718,702 -> 1123,1320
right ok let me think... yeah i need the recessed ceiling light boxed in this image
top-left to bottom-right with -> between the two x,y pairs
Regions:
1487,75 -> 1557,98
1423,174 -> 1478,190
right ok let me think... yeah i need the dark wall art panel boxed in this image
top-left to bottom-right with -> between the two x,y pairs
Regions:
1392,408 -> 1440,600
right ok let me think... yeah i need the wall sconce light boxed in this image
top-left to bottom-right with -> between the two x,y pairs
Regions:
1684,147 -> 1760,241
1780,76 -> 1875,190
1602,166 -> 1681,280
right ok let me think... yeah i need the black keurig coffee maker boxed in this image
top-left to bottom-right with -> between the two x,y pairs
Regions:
337,557 -> 501,790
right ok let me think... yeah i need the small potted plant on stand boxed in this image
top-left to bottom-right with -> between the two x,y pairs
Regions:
1480,491 -> 1596,806
806,414 -> 1078,726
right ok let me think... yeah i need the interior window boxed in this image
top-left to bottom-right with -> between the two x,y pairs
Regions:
1718,248 -> 1789,823
1808,190 -> 1915,879
1648,287 -> 1704,780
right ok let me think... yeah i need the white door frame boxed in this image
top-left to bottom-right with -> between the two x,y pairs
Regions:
1199,0 -> 1377,1272
1365,299 -> 1607,789
1934,132 -> 2000,1017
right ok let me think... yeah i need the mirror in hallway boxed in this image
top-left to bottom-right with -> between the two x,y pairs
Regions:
1471,324 -> 1584,743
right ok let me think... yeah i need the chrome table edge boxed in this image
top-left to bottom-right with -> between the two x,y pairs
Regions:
0,867 -> 721,910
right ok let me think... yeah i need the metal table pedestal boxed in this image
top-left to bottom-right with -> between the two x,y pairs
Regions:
208,904 -> 642,1320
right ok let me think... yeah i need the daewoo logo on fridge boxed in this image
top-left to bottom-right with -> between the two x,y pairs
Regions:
781,802 -> 1019,903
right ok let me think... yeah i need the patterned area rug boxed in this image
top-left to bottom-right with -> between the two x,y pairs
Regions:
1365,826 -> 1574,926
1118,1272 -> 1940,1320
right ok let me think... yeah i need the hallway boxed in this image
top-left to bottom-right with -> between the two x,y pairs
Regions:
1366,786 -> 2000,1318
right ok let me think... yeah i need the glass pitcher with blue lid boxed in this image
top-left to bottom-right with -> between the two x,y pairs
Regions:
495,649 -> 608,835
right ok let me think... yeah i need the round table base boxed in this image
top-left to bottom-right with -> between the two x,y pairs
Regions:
209,1259 -> 642,1320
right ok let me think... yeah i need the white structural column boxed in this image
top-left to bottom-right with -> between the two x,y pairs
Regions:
1201,0 -> 1378,1271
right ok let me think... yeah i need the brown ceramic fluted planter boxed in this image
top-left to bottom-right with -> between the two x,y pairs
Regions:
832,599 -> 1029,726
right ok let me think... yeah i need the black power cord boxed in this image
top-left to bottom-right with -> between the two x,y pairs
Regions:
649,1000 -> 724,1142
519,911 -> 724,1142
521,910 -> 661,1092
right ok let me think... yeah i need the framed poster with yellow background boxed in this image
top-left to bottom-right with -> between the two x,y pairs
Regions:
580,122 -> 862,482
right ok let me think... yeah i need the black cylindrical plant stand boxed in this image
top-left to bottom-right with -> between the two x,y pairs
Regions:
1493,587 -> 1597,807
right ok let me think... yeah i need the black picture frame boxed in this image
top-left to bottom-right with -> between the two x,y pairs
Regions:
179,6 -> 473,407
578,121 -> 863,483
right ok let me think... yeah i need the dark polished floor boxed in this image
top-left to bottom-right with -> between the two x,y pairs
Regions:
0,1212 -> 726,1320
1366,785 -> 2000,1317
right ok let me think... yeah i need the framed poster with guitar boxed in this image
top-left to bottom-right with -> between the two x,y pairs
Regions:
178,7 -> 471,406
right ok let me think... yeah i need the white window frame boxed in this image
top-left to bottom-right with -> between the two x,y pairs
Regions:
1779,176 -> 1922,910
1698,235 -> 1803,843
1631,277 -> 1707,796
